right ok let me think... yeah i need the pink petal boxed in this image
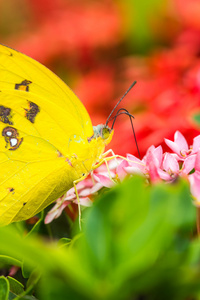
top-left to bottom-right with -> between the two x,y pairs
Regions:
124,166 -> 144,175
165,131 -> 188,156
45,213 -> 56,224
153,145 -> 163,167
76,179 -> 94,189
174,131 -> 188,152
79,188 -> 93,197
145,145 -> 155,158
146,150 -> 160,182
94,163 -> 108,173
182,154 -> 196,174
66,187 -> 75,196
163,153 -> 179,173
127,153 -> 143,161
74,197 -> 93,207
148,160 -> 160,182
189,171 -> 200,204
116,159 -> 129,180
90,183 -> 104,193
93,173 -> 114,188
108,158 -> 122,170
144,145 -> 163,167
157,168 -> 171,181
78,182 -> 104,196
157,169 -> 172,181
192,135 -> 200,153
45,201 -> 70,224
63,194 -> 76,201
96,170 -> 115,179
164,138 -> 180,154
127,154 -> 146,173
195,150 -> 200,172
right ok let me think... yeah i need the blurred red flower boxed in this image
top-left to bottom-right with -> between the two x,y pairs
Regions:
1,0 -> 200,158
9,0 -> 122,65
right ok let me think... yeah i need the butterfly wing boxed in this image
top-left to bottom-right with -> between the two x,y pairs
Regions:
0,45 -> 94,140
0,44 -> 95,225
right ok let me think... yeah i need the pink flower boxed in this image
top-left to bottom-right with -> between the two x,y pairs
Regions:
165,131 -> 200,158
122,145 -> 163,182
165,131 -> 191,158
144,146 -> 163,182
123,154 -> 147,175
45,179 -> 95,224
188,151 -> 200,205
93,173 -> 114,188
181,154 -> 196,174
45,197 -> 71,224
192,135 -> 200,153
46,131 -> 200,224
158,153 -> 179,181
189,171 -> 200,204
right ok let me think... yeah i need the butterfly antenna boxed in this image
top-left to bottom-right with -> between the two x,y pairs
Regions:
105,81 -> 137,126
110,108 -> 141,159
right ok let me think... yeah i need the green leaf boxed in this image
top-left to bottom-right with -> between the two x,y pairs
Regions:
0,276 -> 9,300
8,291 -> 16,300
13,296 -> 37,300
26,269 -> 40,291
0,176 -> 199,300
79,176 -> 196,299
58,238 -> 71,248
0,255 -> 22,267
25,211 -> 44,238
38,275 -> 89,300
7,277 -> 24,296
21,261 -> 32,279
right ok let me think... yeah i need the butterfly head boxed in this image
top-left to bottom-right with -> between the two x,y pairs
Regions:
91,124 -> 113,145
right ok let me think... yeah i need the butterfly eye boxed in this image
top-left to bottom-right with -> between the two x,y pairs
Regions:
2,126 -> 23,150
101,127 -> 111,139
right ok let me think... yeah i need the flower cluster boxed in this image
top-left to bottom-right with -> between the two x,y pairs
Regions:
45,131 -> 200,224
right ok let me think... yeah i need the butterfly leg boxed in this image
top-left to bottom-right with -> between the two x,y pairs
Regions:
73,173 -> 88,230
93,153 -> 145,181
97,153 -> 145,168
101,148 -> 116,158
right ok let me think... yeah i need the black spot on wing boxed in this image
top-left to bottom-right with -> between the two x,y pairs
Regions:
24,101 -> 40,123
15,79 -> 32,92
0,105 -> 13,125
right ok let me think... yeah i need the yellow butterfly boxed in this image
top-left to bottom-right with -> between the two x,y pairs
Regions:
0,44 -> 114,226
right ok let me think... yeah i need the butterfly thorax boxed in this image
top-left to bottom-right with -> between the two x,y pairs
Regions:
68,124 -> 113,174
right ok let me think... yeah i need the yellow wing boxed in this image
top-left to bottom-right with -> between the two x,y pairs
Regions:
0,44 -> 94,140
0,44 -> 112,226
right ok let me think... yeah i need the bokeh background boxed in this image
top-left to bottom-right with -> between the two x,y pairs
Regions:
1,0 -> 200,157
